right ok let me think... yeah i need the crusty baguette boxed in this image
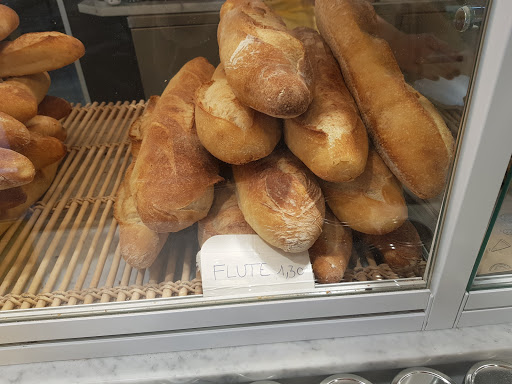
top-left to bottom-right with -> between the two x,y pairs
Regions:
315,0 -> 455,199
114,164 -> 168,270
38,95 -> 72,120
5,72 -> 51,104
233,149 -> 325,253
360,220 -> 423,276
0,161 -> 58,236
17,132 -> 67,170
25,115 -> 66,141
129,95 -> 159,159
0,5 -> 19,41
131,57 -> 222,233
0,82 -> 38,123
218,0 -> 313,118
195,64 -> 281,165
309,210 -> 352,284
0,32 -> 85,77
321,150 -> 407,235
0,147 -> 35,190
285,27 -> 368,182
0,111 -> 31,150
0,187 -> 26,211
198,182 -> 255,247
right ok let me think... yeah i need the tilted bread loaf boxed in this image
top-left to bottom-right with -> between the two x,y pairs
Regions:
0,4 -> 19,41
0,32 -> 85,77
321,150 -> 407,235
218,0 -> 313,118
17,131 -> 67,170
0,111 -> 31,149
130,57 -> 222,233
315,0 -> 454,199
0,147 -> 35,190
285,27 -> 368,182
195,64 -> 281,165
26,115 -> 66,141
128,95 -> 159,159
37,95 -> 72,121
4,72 -> 51,104
0,82 -> 38,123
233,149 -> 325,253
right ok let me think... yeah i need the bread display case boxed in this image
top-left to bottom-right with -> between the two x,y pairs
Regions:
0,0 -> 511,366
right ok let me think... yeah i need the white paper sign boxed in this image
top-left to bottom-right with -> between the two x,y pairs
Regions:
199,234 -> 315,298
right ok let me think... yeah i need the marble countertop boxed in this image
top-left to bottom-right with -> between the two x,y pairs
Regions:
3,323 -> 512,383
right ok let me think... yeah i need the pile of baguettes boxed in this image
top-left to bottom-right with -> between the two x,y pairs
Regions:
0,5 -> 85,235
120,0 -> 454,283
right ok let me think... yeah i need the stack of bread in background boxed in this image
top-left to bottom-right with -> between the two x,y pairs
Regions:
113,0 -> 454,284
0,4 -> 85,235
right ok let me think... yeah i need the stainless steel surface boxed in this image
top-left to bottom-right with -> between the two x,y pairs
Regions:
127,12 -> 219,28
392,368 -> 457,384
464,360 -> 512,384
320,373 -> 374,384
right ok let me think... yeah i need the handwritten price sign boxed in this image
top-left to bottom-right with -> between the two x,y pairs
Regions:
200,235 -> 315,298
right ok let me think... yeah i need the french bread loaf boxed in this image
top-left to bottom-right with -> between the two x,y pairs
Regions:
25,115 -> 66,141
18,132 -> 67,170
0,147 -> 35,190
233,149 -> 325,253
198,182 -> 255,247
285,27 -> 368,182
360,220 -> 423,276
0,32 -> 85,77
321,150 -> 407,235
309,210 -> 352,284
131,57 -> 222,233
315,0 -> 455,199
195,64 -> 281,165
0,82 -> 38,123
5,72 -> 51,104
38,95 -> 72,120
218,0 -> 313,118
0,111 -> 31,150
129,95 -> 159,159
0,5 -> 19,41
114,164 -> 168,270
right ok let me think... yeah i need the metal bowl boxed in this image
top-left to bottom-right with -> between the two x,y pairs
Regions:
319,373 -> 374,384
391,367 -> 457,384
464,360 -> 512,384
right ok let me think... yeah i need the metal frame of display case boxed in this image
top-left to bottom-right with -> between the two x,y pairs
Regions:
1,0 -> 511,366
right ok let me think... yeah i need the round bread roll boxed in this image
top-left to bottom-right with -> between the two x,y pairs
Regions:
321,150 -> 408,235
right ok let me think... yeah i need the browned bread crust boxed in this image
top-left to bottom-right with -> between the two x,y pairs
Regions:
218,0 -> 313,118
37,95 -> 72,121
0,111 -> 31,150
0,32 -> 85,77
315,0 -> 454,199
309,210 -> 352,284
233,149 -> 325,253
0,147 -> 35,190
0,5 -> 19,41
26,115 -> 66,141
0,82 -> 38,123
5,72 -> 51,104
17,132 -> 67,170
195,64 -> 281,165
131,57 -> 222,233
285,27 -> 368,182
321,150 -> 408,235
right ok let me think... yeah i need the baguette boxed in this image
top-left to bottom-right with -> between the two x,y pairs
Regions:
195,64 -> 281,164
131,57 -> 222,233
315,0 -> 455,199
233,149 -> 325,253
0,5 -> 19,41
25,115 -> 66,141
0,147 -> 35,190
129,95 -> 159,159
17,132 -> 67,170
360,220 -> 423,276
5,72 -> 51,104
0,32 -> 85,77
321,150 -> 407,235
38,95 -> 72,121
218,0 -> 313,118
198,182 -> 255,247
114,164 -> 168,270
0,161 -> 58,236
0,82 -> 38,123
309,210 -> 352,284
0,111 -> 31,150
0,187 -> 26,211
285,27 -> 368,182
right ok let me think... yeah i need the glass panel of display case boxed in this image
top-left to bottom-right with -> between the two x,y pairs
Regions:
469,157 -> 512,290
0,0 -> 491,314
